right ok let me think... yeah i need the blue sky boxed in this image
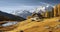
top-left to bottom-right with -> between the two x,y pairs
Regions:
0,0 -> 60,13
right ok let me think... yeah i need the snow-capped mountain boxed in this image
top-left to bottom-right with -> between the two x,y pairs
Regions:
45,5 -> 53,11
34,5 -> 53,13
16,10 -> 32,19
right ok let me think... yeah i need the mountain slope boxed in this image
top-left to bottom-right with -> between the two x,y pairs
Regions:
0,11 -> 26,21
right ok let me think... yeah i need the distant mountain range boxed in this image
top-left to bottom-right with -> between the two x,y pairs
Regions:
15,5 -> 53,19
16,10 -> 32,19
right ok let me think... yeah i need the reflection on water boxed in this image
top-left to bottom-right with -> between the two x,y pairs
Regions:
2,21 -> 18,27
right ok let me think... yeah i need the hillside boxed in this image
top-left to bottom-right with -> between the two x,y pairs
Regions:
0,11 -> 26,21
5,17 -> 60,32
